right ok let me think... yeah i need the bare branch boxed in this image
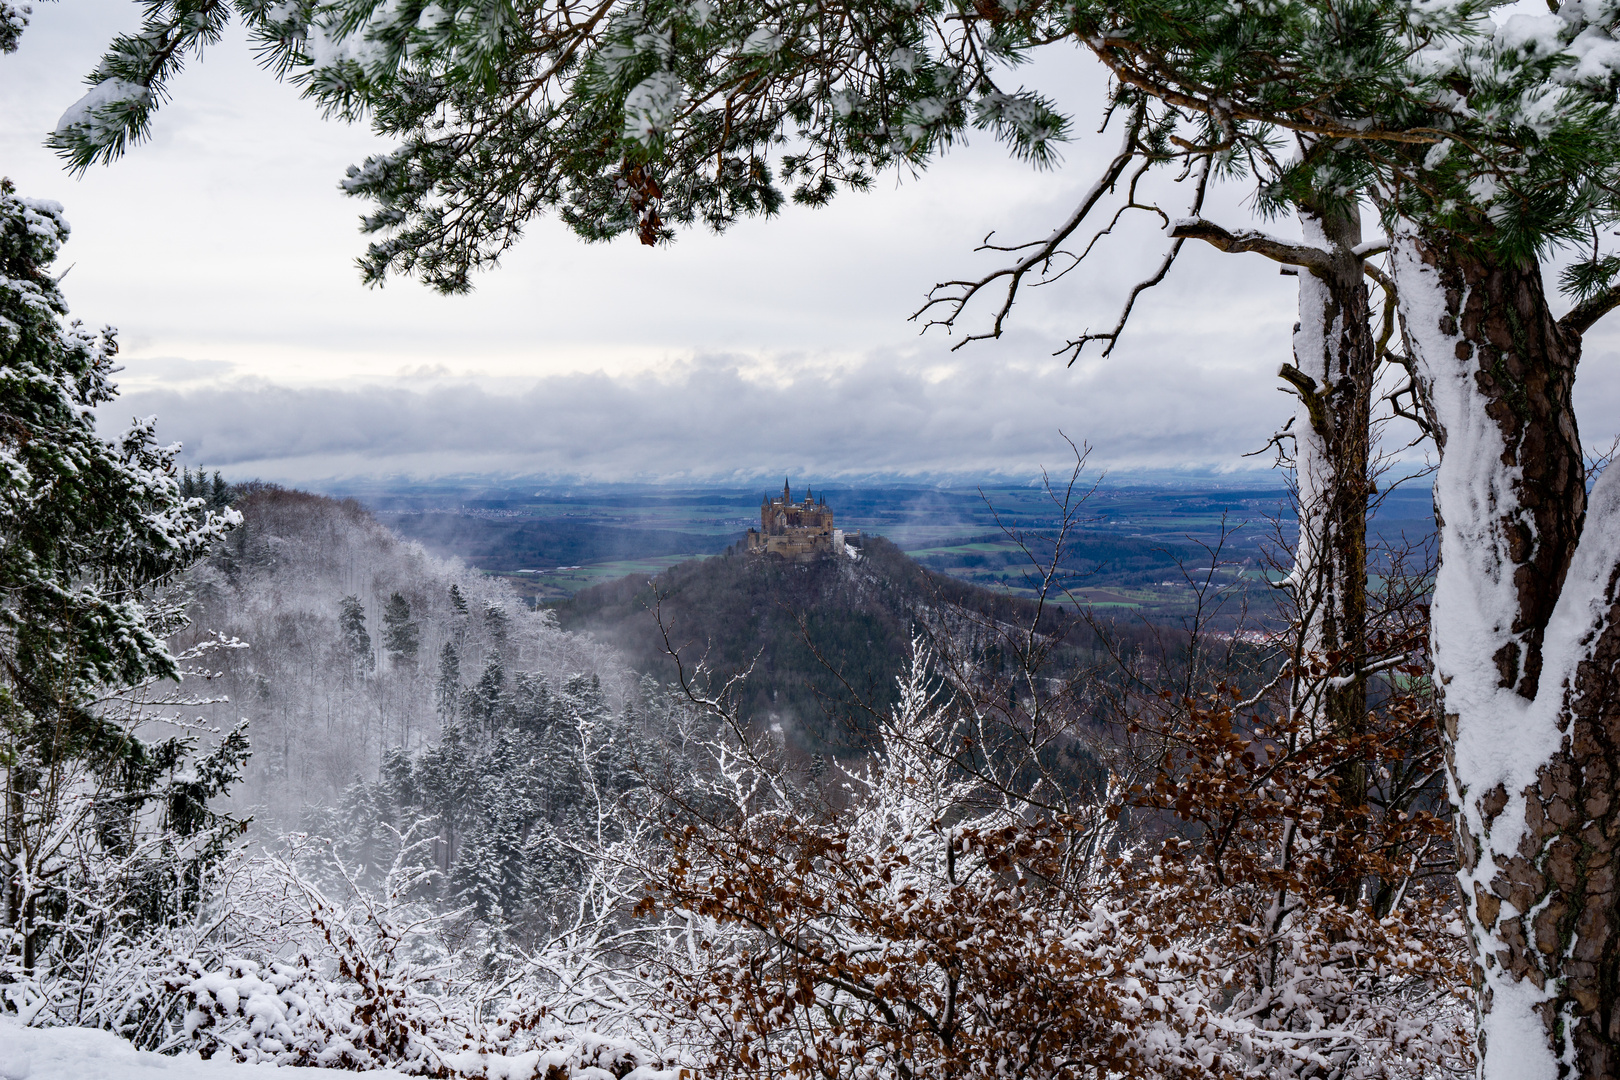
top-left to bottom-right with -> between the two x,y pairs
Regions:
1168,218 -> 1333,275
912,100 -> 1148,347
1364,257 -> 1435,439
1056,156 -> 1215,363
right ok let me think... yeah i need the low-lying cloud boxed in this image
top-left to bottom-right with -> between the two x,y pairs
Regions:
104,350 -> 1294,483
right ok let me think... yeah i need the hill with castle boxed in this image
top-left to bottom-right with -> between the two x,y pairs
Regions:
555,528 -> 1161,761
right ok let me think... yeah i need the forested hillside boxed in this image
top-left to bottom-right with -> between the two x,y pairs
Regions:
557,536 -> 1165,759
383,509 -> 728,572
174,487 -> 626,828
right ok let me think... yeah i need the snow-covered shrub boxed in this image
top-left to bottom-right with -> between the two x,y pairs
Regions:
121,678 -> 693,1075
3,789 -> 663,1075
156,823 -> 682,1076
638,642 -> 1474,1078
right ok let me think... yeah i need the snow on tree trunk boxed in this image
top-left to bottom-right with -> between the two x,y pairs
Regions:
1286,206 -> 1375,903
1392,227 -> 1620,1078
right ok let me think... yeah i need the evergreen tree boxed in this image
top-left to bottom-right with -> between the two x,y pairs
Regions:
1,1 -> 27,54
381,591 -> 419,671
464,658 -> 506,738
434,642 -> 461,726
207,469 -> 230,509
337,594 -> 374,680
333,774 -> 394,889
507,671 -> 551,736
483,602 -> 509,653
447,584 -> 469,649
448,733 -> 533,921
0,179 -> 242,979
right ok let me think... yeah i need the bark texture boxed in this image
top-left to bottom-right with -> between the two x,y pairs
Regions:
1394,230 -> 1620,1079
1435,253 -> 1584,697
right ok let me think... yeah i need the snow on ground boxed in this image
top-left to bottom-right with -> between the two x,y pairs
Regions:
0,1020 -> 409,1080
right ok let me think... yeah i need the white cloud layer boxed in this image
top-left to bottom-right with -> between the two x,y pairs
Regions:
106,346 -> 1299,483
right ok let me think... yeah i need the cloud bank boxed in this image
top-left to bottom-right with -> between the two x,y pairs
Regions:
106,350 -> 1295,484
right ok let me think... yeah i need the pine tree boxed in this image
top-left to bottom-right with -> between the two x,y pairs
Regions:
414,719 -> 481,875
434,642 -> 460,726
508,671 -> 551,736
208,469 -> 231,509
1,1 -> 27,54
334,775 -> 395,889
447,584 -> 469,650
483,602 -> 509,653
464,658 -> 506,738
448,734 -> 533,922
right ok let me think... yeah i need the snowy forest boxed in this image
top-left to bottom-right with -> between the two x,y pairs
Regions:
9,0 -> 1620,1078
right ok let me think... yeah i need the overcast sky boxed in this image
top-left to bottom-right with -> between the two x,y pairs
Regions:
3,0 -> 1616,485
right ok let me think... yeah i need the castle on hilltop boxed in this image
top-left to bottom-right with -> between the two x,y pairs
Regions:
745,481 -> 859,562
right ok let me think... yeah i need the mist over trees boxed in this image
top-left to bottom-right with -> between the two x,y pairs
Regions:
174,486 -> 627,829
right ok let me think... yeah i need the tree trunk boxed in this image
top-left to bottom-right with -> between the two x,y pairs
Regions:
1288,206 -> 1375,906
1391,227 -> 1620,1079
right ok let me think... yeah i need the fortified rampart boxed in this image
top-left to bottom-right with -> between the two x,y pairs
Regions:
745,482 -> 859,562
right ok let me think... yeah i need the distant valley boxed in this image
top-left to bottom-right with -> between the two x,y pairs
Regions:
351,478 -> 1437,622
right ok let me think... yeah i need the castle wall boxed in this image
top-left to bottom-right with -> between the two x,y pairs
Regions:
747,488 -> 853,562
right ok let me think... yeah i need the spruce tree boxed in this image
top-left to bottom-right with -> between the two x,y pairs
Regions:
465,658 -> 506,738
381,591 -> 419,671
337,594 -> 374,681
207,469 -> 230,510
0,179 -> 241,979
508,671 -> 551,736
483,602 -> 509,652
434,642 -> 460,726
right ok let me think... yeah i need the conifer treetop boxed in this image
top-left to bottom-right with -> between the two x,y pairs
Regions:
0,177 -> 238,701
47,0 -> 1620,303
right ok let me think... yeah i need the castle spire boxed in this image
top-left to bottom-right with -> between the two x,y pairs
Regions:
783,477 -> 790,503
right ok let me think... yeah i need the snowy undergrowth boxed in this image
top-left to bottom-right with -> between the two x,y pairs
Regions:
4,837 -> 682,1079
0,1019 -> 410,1079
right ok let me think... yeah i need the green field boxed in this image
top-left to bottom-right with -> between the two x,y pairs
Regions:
896,532 -> 1284,622
495,554 -> 713,603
